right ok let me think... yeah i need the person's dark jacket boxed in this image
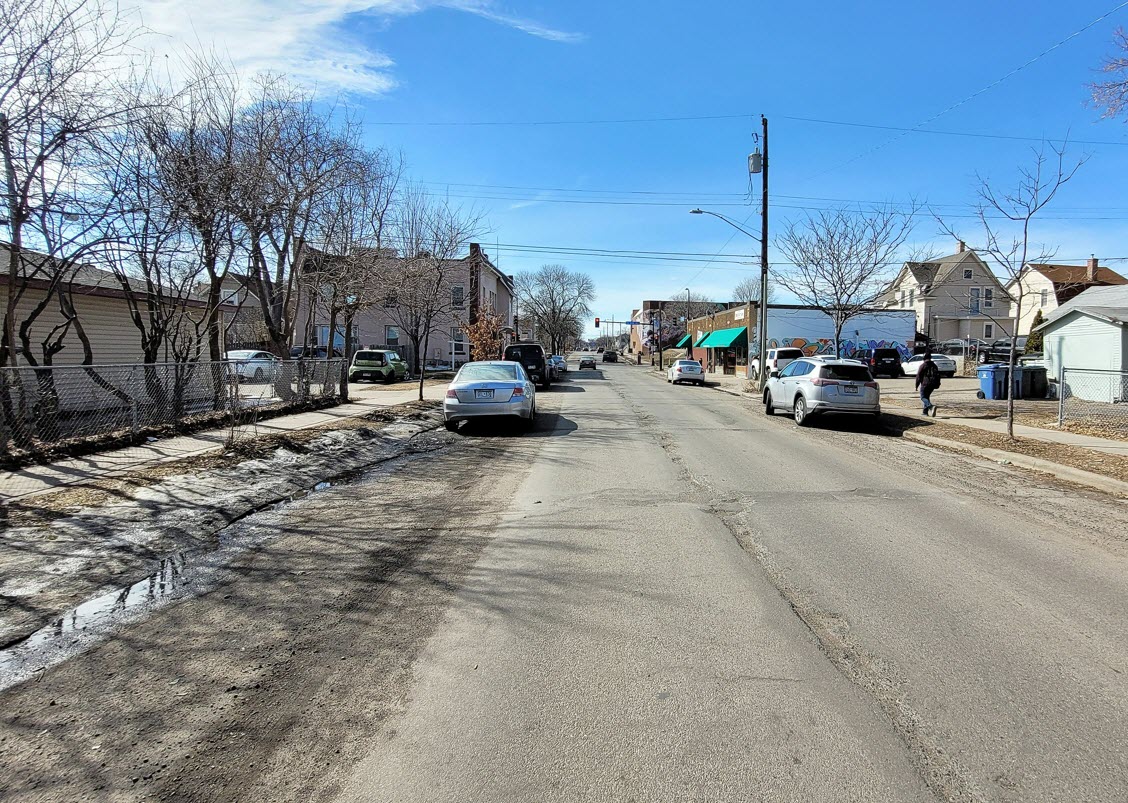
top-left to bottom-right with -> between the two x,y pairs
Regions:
916,359 -> 941,390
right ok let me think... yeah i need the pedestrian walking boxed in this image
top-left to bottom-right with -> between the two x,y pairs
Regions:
915,351 -> 941,416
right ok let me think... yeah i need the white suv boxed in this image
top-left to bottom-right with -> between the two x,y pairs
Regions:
763,357 -> 880,425
750,347 -> 804,379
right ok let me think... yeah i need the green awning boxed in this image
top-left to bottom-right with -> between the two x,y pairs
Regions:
693,333 -> 711,347
675,334 -> 691,348
699,326 -> 747,348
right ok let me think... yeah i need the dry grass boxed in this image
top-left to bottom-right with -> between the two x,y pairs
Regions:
878,410 -> 1128,485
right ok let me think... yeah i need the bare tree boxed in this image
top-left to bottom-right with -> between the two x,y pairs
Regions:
1,0 -> 140,368
303,147 -> 403,399
1091,27 -> 1128,119
385,185 -> 484,400
938,143 -> 1085,438
515,265 -> 596,354
732,276 -> 775,305
229,76 -> 360,360
775,205 -> 918,357
142,53 -> 243,363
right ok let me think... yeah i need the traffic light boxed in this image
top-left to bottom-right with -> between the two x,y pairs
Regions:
594,317 -> 600,328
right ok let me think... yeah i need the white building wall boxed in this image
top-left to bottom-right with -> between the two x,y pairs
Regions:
1044,314 -> 1124,402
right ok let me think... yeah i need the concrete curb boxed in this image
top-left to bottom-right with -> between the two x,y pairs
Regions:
904,431 -> 1128,497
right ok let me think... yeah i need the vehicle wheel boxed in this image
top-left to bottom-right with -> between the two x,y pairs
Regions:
253,368 -> 264,382
698,380 -> 705,386
540,381 -> 549,391
524,405 -> 537,431
444,420 -> 458,432
794,396 -> 810,426
976,390 -> 986,400
943,372 -> 955,378
384,370 -> 396,384
764,391 -> 774,416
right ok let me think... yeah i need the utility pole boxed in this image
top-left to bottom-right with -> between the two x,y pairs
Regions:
757,115 -> 769,389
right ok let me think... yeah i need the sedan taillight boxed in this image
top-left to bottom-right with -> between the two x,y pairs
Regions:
446,389 -> 458,398
512,387 -> 525,397
864,381 -> 879,389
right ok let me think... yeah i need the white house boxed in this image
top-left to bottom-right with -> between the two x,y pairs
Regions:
1036,285 -> 1128,403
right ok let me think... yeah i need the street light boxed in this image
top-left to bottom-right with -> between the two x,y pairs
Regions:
690,114 -> 770,388
690,207 -> 768,386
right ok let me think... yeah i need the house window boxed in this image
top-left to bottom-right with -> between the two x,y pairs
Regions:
1040,289 -> 1048,307
984,288 -> 994,309
964,269 -> 973,279
908,289 -> 915,305
489,290 -> 497,312
984,323 -> 994,338
451,285 -> 465,308
969,288 -> 981,315
450,327 -> 466,355
385,325 -> 399,347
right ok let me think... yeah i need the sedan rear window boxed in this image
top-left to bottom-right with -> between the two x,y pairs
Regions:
821,364 -> 873,381
458,364 -> 518,381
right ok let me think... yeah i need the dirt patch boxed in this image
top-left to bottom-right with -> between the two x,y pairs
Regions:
0,403 -> 446,650
4,401 -> 439,527
0,396 -> 343,472
877,410 -> 1128,485
0,439 -> 529,802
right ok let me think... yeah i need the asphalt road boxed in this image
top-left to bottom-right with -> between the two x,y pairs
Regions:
4,357 -> 1127,802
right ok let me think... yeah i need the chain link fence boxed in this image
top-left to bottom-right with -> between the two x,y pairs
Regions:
0,359 -> 344,459
1058,367 -> 1128,435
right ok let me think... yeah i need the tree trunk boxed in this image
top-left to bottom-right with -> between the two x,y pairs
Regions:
340,311 -> 354,403
418,329 -> 430,402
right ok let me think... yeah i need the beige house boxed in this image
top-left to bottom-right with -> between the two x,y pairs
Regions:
1005,258 -> 1127,335
1,244 -> 229,366
880,244 -> 1014,342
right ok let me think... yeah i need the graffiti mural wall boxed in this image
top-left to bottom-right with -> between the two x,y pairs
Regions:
763,308 -> 916,360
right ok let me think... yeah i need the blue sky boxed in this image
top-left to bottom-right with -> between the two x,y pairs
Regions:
141,1 -> 1128,336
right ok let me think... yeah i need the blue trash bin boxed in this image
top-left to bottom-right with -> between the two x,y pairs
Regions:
977,364 -> 1008,400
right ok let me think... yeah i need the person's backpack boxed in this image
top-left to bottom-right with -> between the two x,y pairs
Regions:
921,361 -> 941,386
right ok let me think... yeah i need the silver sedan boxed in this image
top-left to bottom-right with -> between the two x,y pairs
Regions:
443,361 -> 536,431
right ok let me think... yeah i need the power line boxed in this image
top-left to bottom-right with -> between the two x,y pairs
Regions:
804,0 -> 1128,180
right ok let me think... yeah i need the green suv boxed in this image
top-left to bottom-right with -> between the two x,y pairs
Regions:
349,349 -> 408,383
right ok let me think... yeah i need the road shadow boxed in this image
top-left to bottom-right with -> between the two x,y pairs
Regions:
454,412 -> 578,439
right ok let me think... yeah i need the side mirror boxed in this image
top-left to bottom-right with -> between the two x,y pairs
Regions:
769,370 -> 781,378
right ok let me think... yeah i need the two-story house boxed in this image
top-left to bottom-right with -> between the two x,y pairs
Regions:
880,243 -> 1014,343
292,243 -> 514,369
1004,257 -> 1127,335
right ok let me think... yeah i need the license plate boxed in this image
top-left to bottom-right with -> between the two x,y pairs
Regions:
475,389 -> 494,399
843,385 -> 859,394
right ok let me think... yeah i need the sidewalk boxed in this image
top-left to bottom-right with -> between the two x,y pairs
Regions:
0,383 -> 445,502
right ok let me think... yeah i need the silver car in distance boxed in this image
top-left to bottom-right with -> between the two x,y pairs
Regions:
443,360 -> 537,432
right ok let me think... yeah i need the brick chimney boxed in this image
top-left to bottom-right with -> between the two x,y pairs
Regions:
958,240 -> 966,253
1087,254 -> 1098,283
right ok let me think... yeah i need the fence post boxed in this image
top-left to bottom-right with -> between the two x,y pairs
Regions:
1057,363 -> 1065,427
130,365 -> 139,435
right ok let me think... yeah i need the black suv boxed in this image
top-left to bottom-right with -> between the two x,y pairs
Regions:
602,349 -> 618,362
981,337 -> 1028,364
854,347 -> 903,378
503,342 -> 551,389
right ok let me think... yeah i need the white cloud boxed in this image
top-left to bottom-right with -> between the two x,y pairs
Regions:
134,0 -> 581,96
